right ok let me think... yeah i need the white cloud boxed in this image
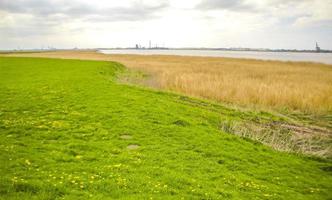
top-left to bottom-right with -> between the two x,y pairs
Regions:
0,0 -> 331,50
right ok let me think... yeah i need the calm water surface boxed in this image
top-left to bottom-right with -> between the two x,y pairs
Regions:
100,49 -> 332,65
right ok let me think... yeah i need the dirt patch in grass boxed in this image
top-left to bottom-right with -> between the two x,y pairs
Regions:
127,144 -> 139,150
120,135 -> 133,140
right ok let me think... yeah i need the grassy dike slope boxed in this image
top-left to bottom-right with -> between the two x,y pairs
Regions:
0,57 -> 331,199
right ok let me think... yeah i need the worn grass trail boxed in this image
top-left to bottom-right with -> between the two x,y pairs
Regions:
0,57 -> 331,199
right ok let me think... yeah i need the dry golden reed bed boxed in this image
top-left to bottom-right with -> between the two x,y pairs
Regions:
4,50 -> 332,114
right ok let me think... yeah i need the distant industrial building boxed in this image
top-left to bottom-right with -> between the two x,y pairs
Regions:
134,41 -> 168,50
316,42 -> 321,52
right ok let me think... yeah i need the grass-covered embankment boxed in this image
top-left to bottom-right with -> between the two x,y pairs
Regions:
0,57 -> 331,199
5,50 -> 332,115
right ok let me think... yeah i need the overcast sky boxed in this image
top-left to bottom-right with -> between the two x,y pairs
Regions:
0,0 -> 331,50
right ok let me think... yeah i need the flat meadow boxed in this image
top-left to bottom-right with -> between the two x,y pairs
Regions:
1,52 -> 331,199
7,50 -> 332,114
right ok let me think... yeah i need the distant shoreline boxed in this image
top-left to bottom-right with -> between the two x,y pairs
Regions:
2,49 -> 332,64
100,49 -> 332,65
99,47 -> 332,53
1,47 -> 332,53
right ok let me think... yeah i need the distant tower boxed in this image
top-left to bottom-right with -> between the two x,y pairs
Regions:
316,42 -> 321,52
149,40 -> 151,49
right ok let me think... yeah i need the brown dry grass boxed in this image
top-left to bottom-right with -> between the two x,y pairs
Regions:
4,50 -> 332,114
220,120 -> 332,158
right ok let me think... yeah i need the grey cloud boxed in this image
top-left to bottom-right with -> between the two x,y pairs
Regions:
0,0 -> 60,16
196,0 -> 256,11
0,16 -> 62,38
0,0 -> 170,42
0,0 -> 169,21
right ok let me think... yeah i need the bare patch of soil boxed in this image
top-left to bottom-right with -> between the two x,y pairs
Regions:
127,144 -> 139,150
120,135 -> 133,140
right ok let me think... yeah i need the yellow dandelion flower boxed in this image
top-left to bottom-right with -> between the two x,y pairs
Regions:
25,160 -> 31,165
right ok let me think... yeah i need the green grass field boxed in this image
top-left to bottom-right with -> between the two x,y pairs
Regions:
0,57 -> 331,199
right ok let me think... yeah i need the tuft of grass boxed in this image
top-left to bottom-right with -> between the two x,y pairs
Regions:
220,120 -> 332,158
